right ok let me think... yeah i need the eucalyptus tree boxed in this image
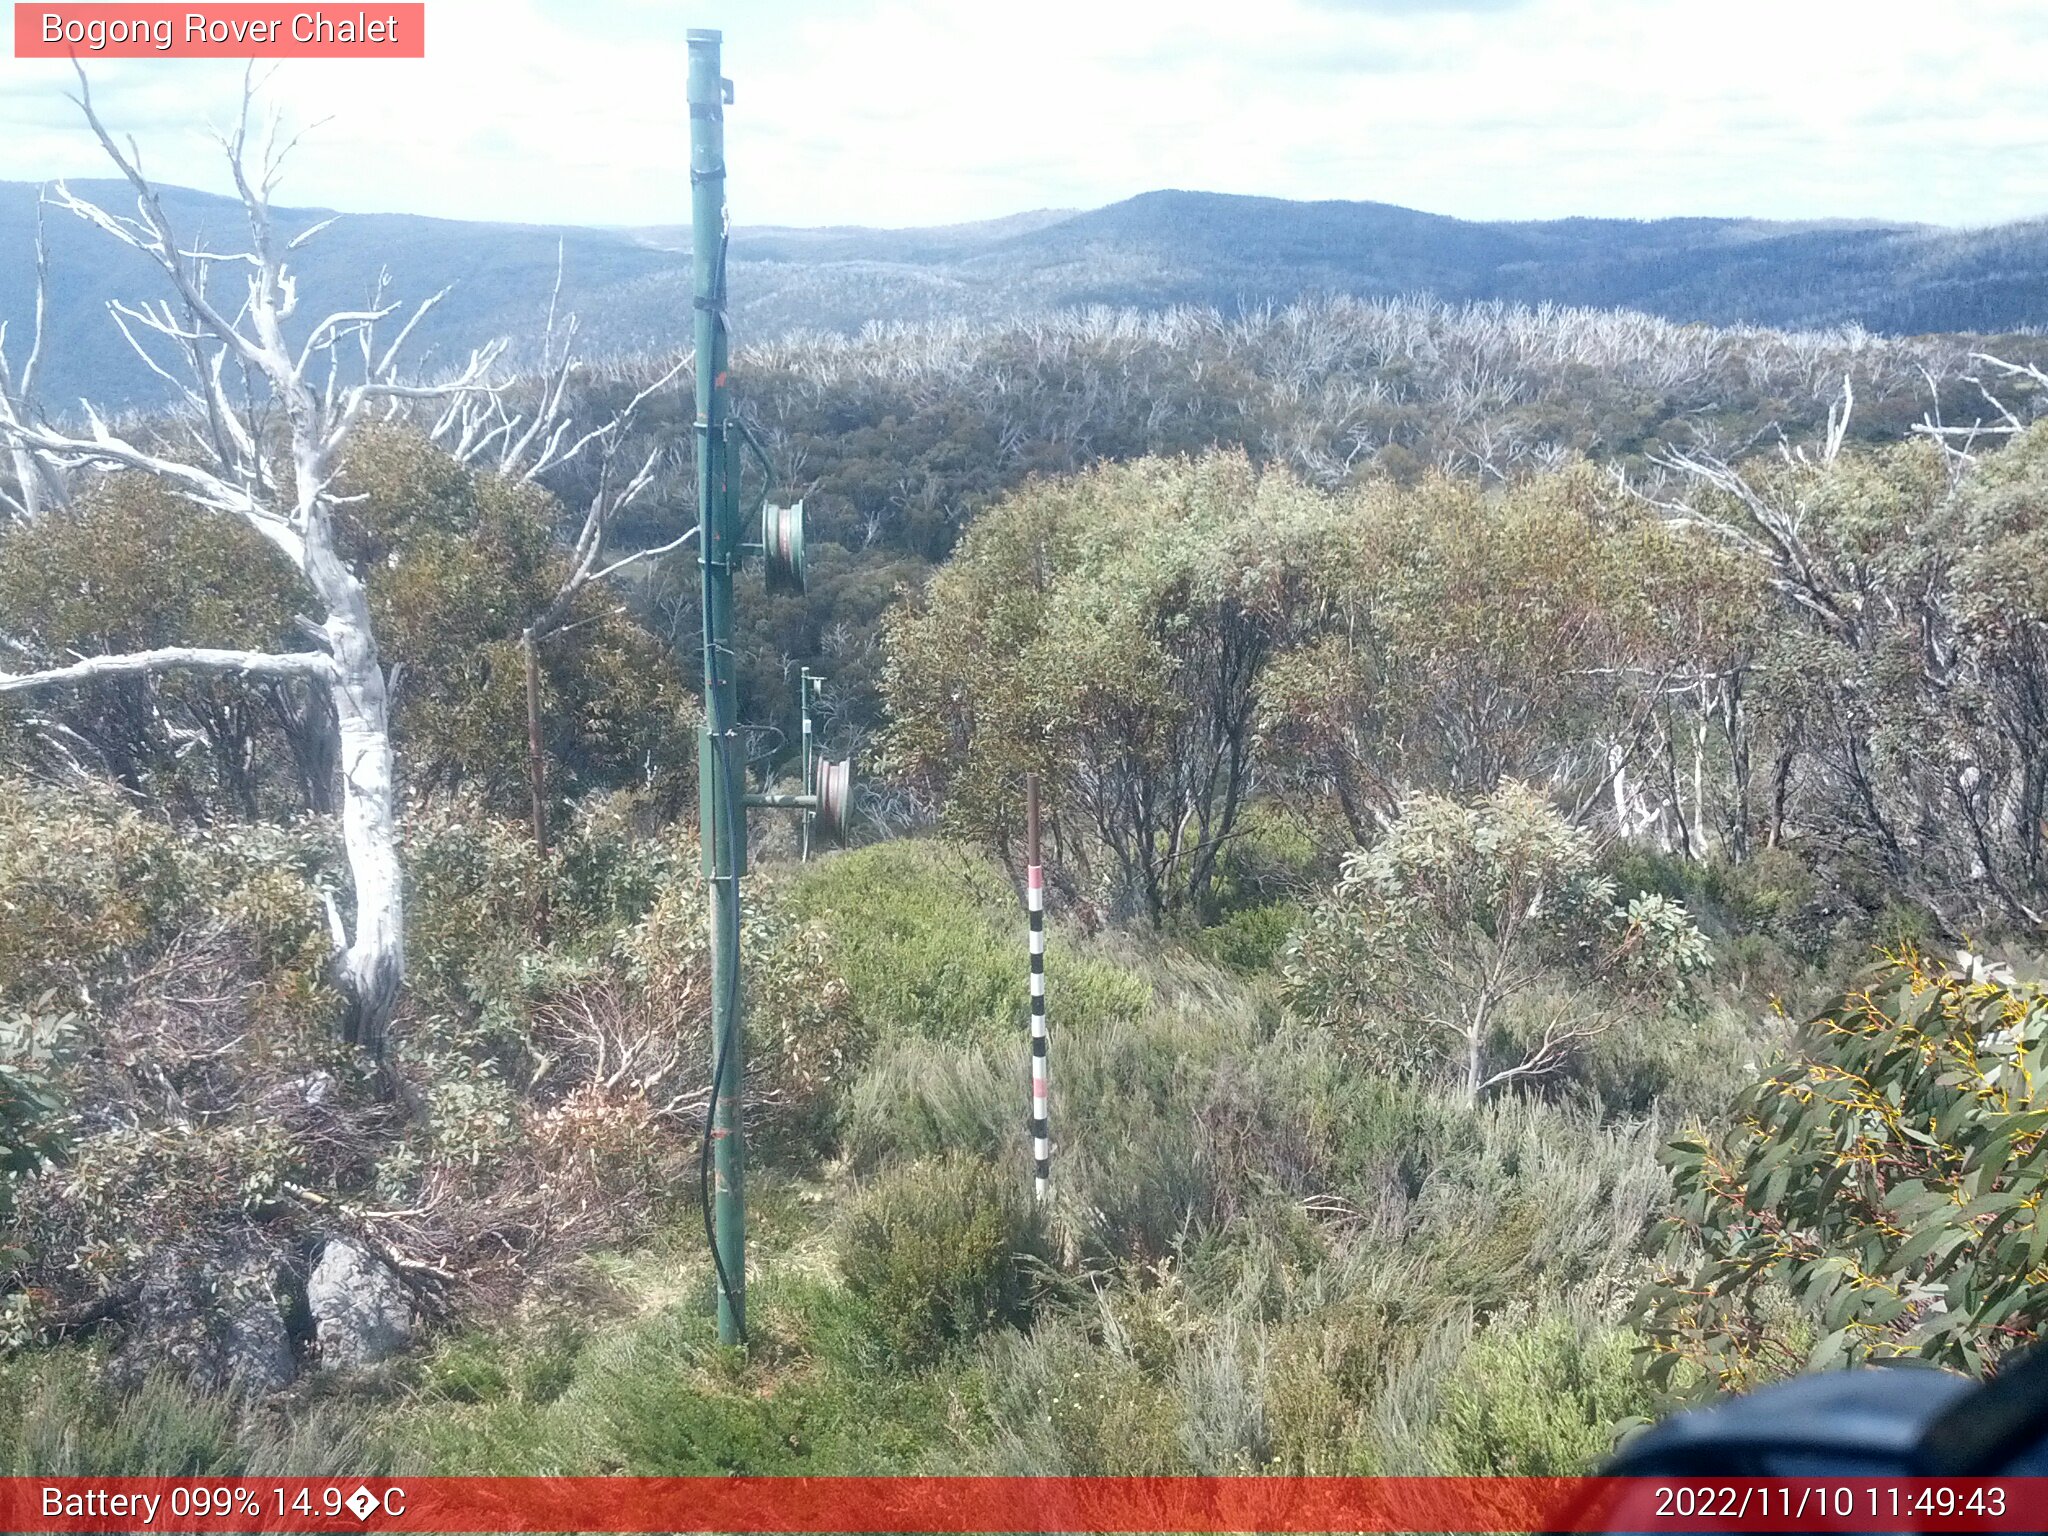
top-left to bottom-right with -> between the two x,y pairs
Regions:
884,451 -> 1330,923
1285,782 -> 1709,1103
1649,407 -> 2048,930
429,268 -> 691,857
1254,464 -> 1761,855
0,78 -> 504,1057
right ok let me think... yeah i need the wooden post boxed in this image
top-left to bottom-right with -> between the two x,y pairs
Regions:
522,629 -> 550,940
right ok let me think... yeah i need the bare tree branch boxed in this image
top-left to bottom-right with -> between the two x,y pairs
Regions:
0,646 -> 335,694
0,69 -> 521,1058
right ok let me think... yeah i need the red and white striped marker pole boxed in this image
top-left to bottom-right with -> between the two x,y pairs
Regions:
1026,772 -> 1050,1201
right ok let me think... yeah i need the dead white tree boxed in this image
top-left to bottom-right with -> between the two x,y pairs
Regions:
0,73 -> 504,1058
0,198 -> 69,524
1913,351 -> 2048,466
431,259 -> 692,865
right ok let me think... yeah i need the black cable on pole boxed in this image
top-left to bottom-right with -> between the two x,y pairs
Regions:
698,915 -> 745,1344
697,724 -> 751,1343
695,187 -> 746,1343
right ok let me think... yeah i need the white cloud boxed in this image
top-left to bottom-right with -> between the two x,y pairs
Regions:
0,0 -> 2043,228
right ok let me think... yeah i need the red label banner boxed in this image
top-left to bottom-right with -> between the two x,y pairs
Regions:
13,5 -> 425,57
0,1476 -> 2044,1533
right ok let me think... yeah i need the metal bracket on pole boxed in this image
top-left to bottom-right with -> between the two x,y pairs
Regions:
686,29 -> 856,1350
689,25 -> 748,1351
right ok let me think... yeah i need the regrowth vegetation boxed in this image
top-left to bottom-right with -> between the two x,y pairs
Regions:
885,429 -> 2048,944
1285,784 -> 1709,1103
3,93 -> 2048,1478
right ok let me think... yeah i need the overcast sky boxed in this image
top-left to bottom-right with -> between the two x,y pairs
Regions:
2,0 -> 2045,231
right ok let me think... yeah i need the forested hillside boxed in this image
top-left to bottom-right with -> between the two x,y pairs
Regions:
6,132 -> 2048,1484
565,297 -> 2048,764
720,190 -> 2048,339
10,178 -> 2048,409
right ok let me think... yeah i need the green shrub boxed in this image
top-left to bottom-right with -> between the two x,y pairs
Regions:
0,779 -> 189,1005
1191,900 -> 1303,977
409,1283 -> 971,1477
1039,1008 -> 1249,1264
620,1282 -> 968,1472
1572,994 -> 1779,1118
1262,1293 -> 1421,1474
1431,1308 -> 1651,1474
842,969 -> 1345,1269
842,1017 -> 1228,1260
1324,1068 -> 1466,1196
549,791 -> 683,936
837,1157 -> 1050,1367
841,1037 -> 1013,1172
1705,846 -> 1822,942
1410,1098 -> 1667,1312
0,1351 -> 389,1476
1287,784 -> 1708,1104
600,1369 -> 806,1474
974,1319 -> 1188,1474
0,782 -> 339,1027
1204,804 -> 1326,918
403,795 -> 544,1007
514,1321 -> 587,1407
1640,948 -> 2048,1391
423,1333 -> 514,1404
786,840 -> 1149,1046
0,1004 -> 72,1229
10,814 -> 335,1051
622,876 -> 863,1166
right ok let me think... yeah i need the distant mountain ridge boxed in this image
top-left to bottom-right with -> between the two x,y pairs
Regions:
4,182 -> 2045,409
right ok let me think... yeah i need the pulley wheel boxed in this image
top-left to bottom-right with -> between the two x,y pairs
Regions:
762,499 -> 806,595
813,756 -> 852,847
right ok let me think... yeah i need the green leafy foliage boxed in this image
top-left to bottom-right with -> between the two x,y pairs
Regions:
1430,1308 -> 1653,1475
836,1157 -> 1050,1367
1286,783 -> 1708,1100
0,431 -> 694,829
1258,465 -> 1757,847
0,777 -> 194,1005
883,452 -> 1333,922
0,475 -> 309,818
0,1004 -> 70,1230
1639,950 -> 2048,1393
1675,433 -> 2048,929
783,840 -> 1148,1046
1190,900 -> 1303,978
336,425 -> 697,820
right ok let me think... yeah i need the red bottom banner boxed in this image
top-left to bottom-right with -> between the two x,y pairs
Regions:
2,1476 -> 2045,1533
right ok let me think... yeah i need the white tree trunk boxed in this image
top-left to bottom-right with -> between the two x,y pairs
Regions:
1610,743 -> 1633,839
322,582 -> 403,1054
0,73 -> 515,1063
8,446 -> 47,520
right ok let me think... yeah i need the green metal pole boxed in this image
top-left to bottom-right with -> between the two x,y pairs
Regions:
688,26 -> 745,1348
